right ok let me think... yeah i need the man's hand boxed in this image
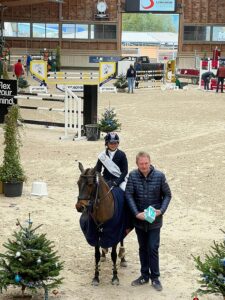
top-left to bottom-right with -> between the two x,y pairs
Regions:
136,212 -> 145,221
155,209 -> 162,217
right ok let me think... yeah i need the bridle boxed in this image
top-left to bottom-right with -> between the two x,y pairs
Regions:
78,172 -> 113,211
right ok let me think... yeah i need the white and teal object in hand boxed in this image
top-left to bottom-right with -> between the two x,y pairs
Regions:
144,206 -> 156,223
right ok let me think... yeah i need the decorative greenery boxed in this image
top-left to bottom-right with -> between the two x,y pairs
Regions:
0,215 -> 64,299
18,77 -> 29,89
55,46 -> 61,72
192,230 -> 225,298
98,107 -> 121,133
113,74 -> 128,90
1,105 -> 26,183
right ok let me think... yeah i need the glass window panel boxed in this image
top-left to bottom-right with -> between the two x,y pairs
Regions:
90,24 -> 104,39
76,24 -> 88,39
184,26 -> 210,41
18,23 -> 30,37
46,24 -> 59,38
212,27 -> 225,41
4,22 -> 18,37
196,26 -> 210,41
62,24 -> 75,38
33,23 -> 46,38
184,26 -> 196,41
104,25 -> 116,39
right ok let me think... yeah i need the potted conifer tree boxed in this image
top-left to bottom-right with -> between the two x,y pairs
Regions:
0,215 -> 64,299
1,105 -> 26,197
98,106 -> 121,134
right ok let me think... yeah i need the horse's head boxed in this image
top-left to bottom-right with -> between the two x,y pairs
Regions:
76,162 -> 98,213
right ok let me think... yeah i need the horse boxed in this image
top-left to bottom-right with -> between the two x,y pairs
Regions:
75,162 -> 129,285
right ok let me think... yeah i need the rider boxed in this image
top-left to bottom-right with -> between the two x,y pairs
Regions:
96,132 -> 129,266
96,132 -> 128,190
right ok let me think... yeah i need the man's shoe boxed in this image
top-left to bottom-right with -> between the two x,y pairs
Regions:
131,276 -> 149,286
152,279 -> 163,291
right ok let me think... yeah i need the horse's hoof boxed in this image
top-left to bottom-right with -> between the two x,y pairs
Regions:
111,278 -> 119,285
120,260 -> 128,268
100,256 -> 106,262
92,278 -> 99,286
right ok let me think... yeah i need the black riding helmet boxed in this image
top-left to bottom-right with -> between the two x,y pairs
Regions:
104,132 -> 120,146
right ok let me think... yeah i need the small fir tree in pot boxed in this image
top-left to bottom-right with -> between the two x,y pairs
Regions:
113,74 -> 128,91
98,107 -> 121,133
0,215 -> 64,299
192,230 -> 225,299
1,105 -> 26,197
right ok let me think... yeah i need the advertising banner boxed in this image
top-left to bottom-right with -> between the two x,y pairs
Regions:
99,62 -> 116,84
0,79 -> 17,123
125,0 -> 176,12
30,60 -> 47,81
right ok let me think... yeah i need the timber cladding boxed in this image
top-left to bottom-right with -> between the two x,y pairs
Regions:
3,0 -> 119,21
2,0 -> 121,53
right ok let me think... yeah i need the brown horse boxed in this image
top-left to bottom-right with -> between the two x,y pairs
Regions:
75,162 -> 127,285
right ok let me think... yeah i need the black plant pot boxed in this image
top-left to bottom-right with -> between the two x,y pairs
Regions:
4,182 -> 23,197
85,124 -> 99,141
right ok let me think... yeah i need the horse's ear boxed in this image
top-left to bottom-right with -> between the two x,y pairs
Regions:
78,162 -> 84,173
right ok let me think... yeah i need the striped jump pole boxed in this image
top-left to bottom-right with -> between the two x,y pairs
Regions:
15,91 -> 84,141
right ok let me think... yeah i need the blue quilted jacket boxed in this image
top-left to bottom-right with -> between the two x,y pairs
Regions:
125,166 -> 172,230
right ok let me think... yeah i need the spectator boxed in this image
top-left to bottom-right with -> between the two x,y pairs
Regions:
26,54 -> 32,76
14,59 -> 25,79
201,71 -> 215,91
216,64 -> 225,93
126,64 -> 136,93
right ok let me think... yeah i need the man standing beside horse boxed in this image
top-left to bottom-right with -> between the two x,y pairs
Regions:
125,151 -> 172,291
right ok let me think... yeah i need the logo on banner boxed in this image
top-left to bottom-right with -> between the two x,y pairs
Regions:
140,0 -> 175,12
141,0 -> 154,9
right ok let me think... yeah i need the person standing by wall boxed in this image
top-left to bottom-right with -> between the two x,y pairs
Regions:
14,59 -> 25,79
126,64 -> 136,93
216,64 -> 225,93
125,151 -> 172,291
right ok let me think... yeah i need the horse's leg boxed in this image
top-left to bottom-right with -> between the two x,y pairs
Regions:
100,247 -> 108,262
111,244 -> 119,285
118,240 -> 127,267
92,246 -> 101,286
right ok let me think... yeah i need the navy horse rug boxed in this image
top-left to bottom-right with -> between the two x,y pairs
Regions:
80,188 -> 131,248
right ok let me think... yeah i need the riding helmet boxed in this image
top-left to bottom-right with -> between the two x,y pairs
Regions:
104,132 -> 120,145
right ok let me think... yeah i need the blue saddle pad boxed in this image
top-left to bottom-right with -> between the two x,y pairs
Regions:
79,188 -> 129,248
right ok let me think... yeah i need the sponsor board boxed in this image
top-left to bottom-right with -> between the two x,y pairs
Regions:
56,84 -> 84,92
0,79 -> 17,123
29,86 -> 48,93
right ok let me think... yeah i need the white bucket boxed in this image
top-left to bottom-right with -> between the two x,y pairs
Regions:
31,181 -> 48,196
